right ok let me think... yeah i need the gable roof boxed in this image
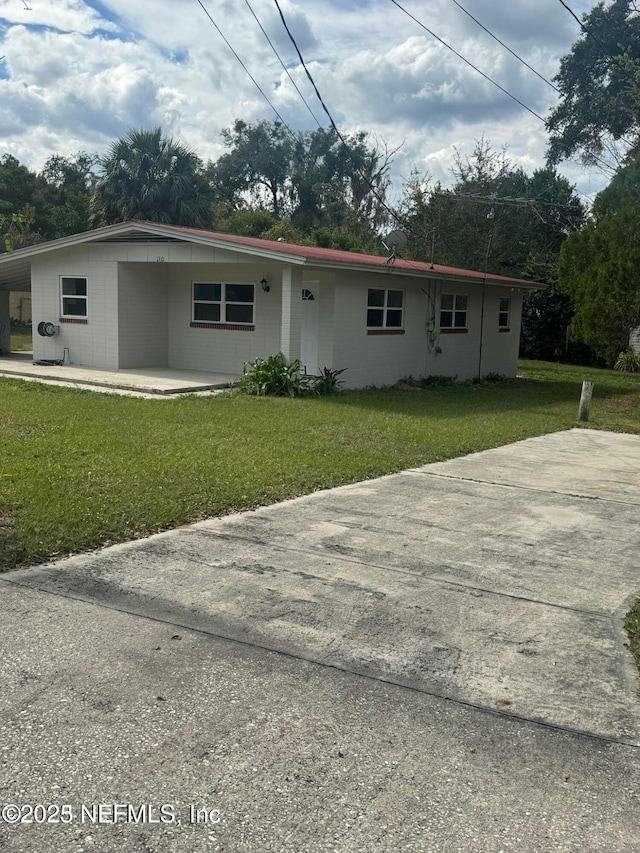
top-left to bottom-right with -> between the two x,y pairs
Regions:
0,220 -> 545,290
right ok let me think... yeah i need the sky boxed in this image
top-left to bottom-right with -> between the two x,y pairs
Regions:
0,0 -> 608,209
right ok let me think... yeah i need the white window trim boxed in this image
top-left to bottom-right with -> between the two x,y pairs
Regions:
440,293 -> 468,330
192,281 -> 255,325
60,275 -> 88,319
366,287 -> 404,330
498,297 -> 511,329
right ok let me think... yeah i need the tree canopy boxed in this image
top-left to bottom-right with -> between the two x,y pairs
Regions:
0,151 -> 97,251
401,140 -> 585,279
90,127 -> 213,228
400,140 -> 587,360
206,119 -> 393,251
546,0 -> 640,168
558,154 -> 640,363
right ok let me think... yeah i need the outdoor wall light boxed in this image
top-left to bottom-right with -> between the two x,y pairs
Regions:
260,277 -> 270,293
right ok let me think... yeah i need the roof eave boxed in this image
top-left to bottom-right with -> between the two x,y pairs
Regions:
303,258 -> 544,289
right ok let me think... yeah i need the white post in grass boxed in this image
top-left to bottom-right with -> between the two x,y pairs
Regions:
578,381 -> 594,422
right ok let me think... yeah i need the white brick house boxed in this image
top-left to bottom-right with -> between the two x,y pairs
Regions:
0,221 -> 543,387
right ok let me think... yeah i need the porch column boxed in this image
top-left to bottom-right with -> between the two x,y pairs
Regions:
0,291 -> 10,355
280,265 -> 302,362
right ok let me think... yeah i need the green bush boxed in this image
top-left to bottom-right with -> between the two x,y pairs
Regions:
238,352 -> 308,397
472,372 -> 508,385
238,353 -> 346,397
313,366 -> 347,395
614,349 -> 640,373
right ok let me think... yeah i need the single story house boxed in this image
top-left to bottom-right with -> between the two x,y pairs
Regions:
0,220 -> 543,388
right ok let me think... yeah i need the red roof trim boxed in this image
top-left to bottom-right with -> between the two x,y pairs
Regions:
133,221 -> 538,287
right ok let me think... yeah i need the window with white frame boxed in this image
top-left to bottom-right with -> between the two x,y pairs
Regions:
440,293 -> 468,329
193,282 -> 254,324
498,297 -> 510,329
367,288 -> 404,329
61,276 -> 88,318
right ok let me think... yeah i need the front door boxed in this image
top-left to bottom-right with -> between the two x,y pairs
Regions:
300,286 -> 319,375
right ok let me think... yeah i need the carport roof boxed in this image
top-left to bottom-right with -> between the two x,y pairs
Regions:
0,220 -> 545,291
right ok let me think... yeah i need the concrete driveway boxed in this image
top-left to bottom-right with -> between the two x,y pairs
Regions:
1,428 -> 639,852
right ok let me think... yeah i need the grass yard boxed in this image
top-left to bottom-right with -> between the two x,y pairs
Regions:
0,358 -> 639,573
10,324 -> 32,352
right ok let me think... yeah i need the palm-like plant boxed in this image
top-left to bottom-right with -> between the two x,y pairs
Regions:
90,127 -> 213,228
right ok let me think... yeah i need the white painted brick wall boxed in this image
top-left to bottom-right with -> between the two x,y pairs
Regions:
118,263 -> 168,368
31,249 -> 119,368
332,276 -> 525,387
332,273 -> 428,388
27,238 -> 528,382
167,263 -> 282,373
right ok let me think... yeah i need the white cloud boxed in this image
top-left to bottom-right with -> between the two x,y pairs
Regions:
0,0 -> 612,203
0,0 -> 115,35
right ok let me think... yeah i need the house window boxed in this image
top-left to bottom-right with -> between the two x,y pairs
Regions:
367,288 -> 403,329
61,276 -> 88,318
193,282 -> 254,324
499,297 -> 510,329
440,294 -> 468,330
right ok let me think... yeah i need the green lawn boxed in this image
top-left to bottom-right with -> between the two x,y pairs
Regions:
10,324 -> 32,352
0,359 -> 638,572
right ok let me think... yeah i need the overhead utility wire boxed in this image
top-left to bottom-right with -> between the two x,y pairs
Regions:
556,0 -> 640,87
450,0 -> 560,93
195,0 -> 292,132
557,0 -> 625,61
242,0 -> 323,127
389,0 -> 547,122
448,191 -> 583,210
272,0 -> 411,232
392,0 -> 617,176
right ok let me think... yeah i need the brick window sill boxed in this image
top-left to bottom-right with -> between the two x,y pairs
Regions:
439,328 -> 468,334
59,317 -> 88,324
367,329 -> 405,335
499,328 -> 511,333
190,322 -> 255,331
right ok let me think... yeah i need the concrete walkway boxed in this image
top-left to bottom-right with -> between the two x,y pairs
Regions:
0,354 -> 239,395
1,429 -> 639,852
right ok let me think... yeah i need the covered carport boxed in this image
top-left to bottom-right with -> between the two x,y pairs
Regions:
0,249 -> 31,355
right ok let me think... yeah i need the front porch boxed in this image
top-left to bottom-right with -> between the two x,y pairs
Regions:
0,353 -> 239,396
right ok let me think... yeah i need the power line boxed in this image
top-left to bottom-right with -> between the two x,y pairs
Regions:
450,0 -> 560,93
556,0 -> 616,56
556,0 -> 640,87
241,0 -> 323,128
389,0 -> 547,123
390,0 -> 619,177
195,0 -> 292,132
272,0 -> 410,231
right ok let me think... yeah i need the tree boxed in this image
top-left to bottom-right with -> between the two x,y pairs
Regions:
90,127 -> 213,227
546,0 -> 640,168
0,151 -> 99,246
0,154 -> 44,250
401,139 -> 587,360
207,119 -> 294,218
558,155 -> 640,364
39,152 -> 97,238
0,205 -> 40,252
207,119 -> 394,250
402,140 -> 584,276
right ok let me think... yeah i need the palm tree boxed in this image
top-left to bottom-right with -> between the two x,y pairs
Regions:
90,127 -> 213,228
